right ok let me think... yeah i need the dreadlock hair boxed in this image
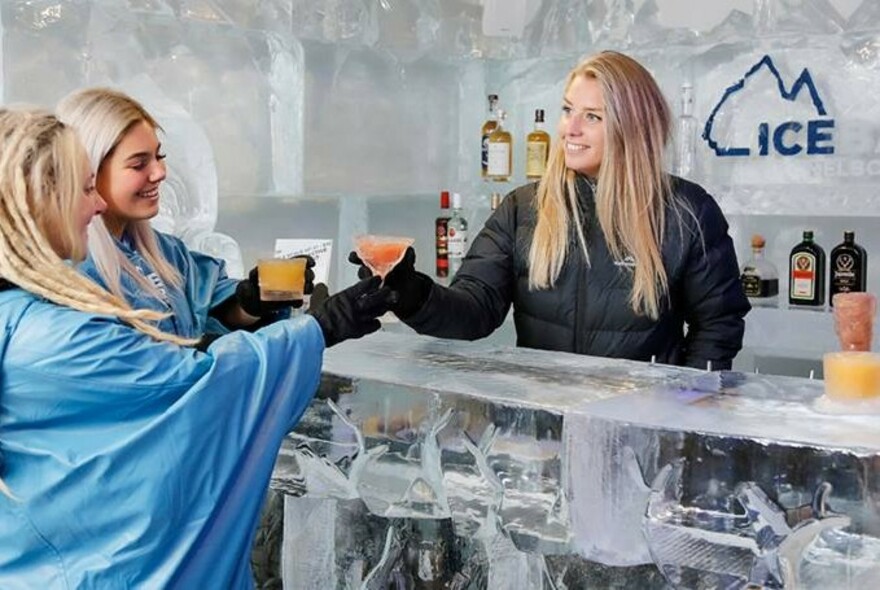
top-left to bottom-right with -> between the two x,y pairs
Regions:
0,108 -> 195,344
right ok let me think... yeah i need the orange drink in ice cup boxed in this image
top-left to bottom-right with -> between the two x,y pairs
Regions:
353,235 -> 415,279
257,257 -> 307,302
823,351 -> 880,401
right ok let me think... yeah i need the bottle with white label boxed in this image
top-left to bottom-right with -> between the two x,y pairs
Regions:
526,109 -> 550,180
447,192 -> 468,277
487,109 -> 512,182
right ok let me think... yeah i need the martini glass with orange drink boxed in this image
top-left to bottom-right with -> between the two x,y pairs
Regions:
353,235 -> 415,281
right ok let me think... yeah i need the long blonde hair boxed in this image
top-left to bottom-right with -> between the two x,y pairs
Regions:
0,109 -> 193,339
0,109 -> 195,495
57,88 -> 183,305
529,51 -> 677,319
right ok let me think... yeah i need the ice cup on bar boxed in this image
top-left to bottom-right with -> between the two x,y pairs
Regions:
823,292 -> 880,402
353,234 -> 415,280
833,292 -> 876,352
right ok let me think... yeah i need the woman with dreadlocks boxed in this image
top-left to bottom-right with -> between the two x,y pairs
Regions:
0,108 -> 390,588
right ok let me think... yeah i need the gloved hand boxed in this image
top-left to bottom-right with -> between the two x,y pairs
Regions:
307,277 -> 395,347
236,255 -> 316,317
347,247 -> 431,319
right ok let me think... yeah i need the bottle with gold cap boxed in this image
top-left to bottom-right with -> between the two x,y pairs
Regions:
740,234 -> 779,307
486,109 -> 512,182
526,109 -> 550,179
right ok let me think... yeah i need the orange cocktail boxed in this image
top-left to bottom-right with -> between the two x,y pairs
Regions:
258,257 -> 306,301
354,235 -> 414,279
824,351 -> 880,401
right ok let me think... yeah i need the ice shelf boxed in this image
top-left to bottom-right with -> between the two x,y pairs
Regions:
273,331 -> 880,589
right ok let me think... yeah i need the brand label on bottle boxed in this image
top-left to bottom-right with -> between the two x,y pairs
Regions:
790,252 -> 816,300
435,218 -> 449,277
526,141 -> 548,178
481,134 -> 490,175
742,272 -> 779,298
448,227 -> 468,259
487,143 -> 511,177
832,253 -> 857,292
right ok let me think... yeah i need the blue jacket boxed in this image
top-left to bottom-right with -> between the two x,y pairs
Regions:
0,285 -> 324,588
79,230 -> 239,338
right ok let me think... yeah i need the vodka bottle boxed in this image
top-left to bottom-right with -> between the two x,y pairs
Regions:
447,192 -> 468,277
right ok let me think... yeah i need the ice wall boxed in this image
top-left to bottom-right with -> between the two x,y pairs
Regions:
275,332 -> 880,588
2,0 -> 879,373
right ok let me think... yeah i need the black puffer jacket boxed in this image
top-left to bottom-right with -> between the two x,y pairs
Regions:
404,175 -> 750,370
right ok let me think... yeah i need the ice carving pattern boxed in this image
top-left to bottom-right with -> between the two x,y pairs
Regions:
275,333 -> 880,588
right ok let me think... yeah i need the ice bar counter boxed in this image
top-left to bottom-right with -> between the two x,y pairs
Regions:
271,332 -> 880,589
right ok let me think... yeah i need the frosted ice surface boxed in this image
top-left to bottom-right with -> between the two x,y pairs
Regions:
277,333 -> 880,587
753,0 -> 845,36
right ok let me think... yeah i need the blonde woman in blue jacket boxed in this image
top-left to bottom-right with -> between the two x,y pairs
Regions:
58,87 -> 308,346
0,108 -> 388,588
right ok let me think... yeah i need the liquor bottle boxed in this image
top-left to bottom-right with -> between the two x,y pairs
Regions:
526,109 -> 550,180
829,230 -> 867,305
481,94 -> 499,179
435,190 -> 451,279
789,230 -> 826,307
674,82 -> 697,179
490,191 -> 502,211
487,109 -> 512,182
740,234 -> 779,307
447,192 -> 468,277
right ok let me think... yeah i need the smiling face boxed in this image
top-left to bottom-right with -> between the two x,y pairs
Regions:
559,75 -> 606,178
95,120 -> 166,238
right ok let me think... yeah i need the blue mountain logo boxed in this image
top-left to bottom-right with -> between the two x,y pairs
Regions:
703,54 -> 834,157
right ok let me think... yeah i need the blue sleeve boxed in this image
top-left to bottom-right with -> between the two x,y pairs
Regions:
0,295 -> 325,588
155,231 -> 239,332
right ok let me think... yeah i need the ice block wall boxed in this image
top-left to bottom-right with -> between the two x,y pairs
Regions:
2,0 -> 879,373
274,332 -> 880,589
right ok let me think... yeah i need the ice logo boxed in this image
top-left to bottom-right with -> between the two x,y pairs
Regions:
703,55 -> 834,158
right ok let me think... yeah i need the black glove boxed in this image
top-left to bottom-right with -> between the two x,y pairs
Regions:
236,256 -> 316,317
347,247 -> 431,319
307,277 -> 395,347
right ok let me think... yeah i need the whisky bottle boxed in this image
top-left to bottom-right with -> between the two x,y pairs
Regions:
480,94 -> 499,179
830,230 -> 867,305
435,190 -> 451,279
526,109 -> 550,180
740,234 -> 779,307
447,192 -> 468,277
789,230 -> 826,307
487,109 -> 512,182
674,82 -> 697,179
